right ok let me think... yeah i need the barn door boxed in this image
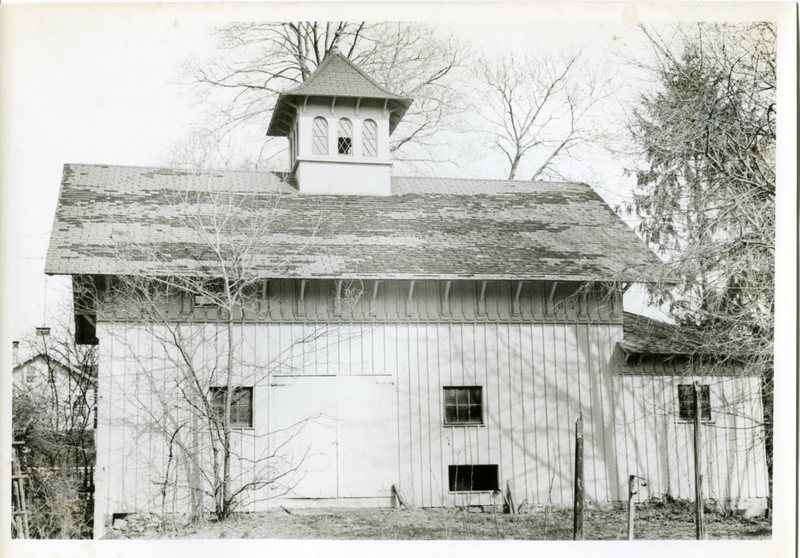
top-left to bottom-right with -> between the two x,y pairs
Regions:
269,375 -> 338,498
269,374 -> 397,499
337,375 -> 397,498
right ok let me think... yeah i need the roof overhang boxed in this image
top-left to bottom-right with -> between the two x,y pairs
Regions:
266,93 -> 413,137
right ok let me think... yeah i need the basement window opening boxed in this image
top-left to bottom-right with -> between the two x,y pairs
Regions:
448,464 -> 499,492
209,386 -> 253,428
677,384 -> 712,421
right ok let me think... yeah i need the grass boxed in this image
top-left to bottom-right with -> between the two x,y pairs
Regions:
106,499 -> 771,540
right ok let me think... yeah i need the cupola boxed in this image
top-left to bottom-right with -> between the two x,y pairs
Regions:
266,49 -> 413,195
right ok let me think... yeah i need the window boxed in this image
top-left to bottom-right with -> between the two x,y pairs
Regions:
25,370 -> 36,384
194,294 -> 216,307
443,386 -> 483,425
209,387 -> 253,428
362,119 -> 378,157
678,384 -> 711,421
337,118 -> 353,155
312,116 -> 328,156
448,464 -> 499,492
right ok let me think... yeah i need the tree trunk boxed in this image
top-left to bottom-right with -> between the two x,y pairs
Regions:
220,304 -> 235,518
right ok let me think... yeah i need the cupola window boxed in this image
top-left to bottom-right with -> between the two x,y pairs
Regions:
362,119 -> 378,157
337,118 -> 353,155
312,117 -> 329,156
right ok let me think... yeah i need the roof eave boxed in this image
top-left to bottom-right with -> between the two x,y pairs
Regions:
266,94 -> 413,137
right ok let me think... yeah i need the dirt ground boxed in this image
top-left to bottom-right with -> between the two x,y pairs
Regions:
106,500 -> 772,540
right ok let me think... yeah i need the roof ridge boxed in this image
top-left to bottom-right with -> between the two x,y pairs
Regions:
284,50 -> 406,100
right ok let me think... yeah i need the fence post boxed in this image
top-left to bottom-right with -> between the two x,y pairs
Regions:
627,475 -> 637,540
693,381 -> 705,540
573,413 -> 584,540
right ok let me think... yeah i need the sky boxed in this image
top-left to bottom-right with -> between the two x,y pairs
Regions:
0,2 -> 789,344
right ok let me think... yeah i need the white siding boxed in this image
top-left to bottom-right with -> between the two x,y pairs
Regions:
94,320 -> 769,532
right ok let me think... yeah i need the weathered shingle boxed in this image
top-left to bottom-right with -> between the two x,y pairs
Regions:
45,164 -> 664,281
620,312 -> 706,356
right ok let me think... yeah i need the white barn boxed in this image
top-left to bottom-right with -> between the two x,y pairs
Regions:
44,50 -> 769,537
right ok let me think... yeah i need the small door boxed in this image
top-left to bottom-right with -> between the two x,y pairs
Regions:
269,376 -> 338,498
337,375 -> 397,497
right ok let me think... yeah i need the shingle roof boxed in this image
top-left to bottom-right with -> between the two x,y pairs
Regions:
620,312 -> 707,356
45,164 -> 663,281
266,50 -> 413,136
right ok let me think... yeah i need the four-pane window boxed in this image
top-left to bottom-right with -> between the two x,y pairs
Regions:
677,384 -> 711,421
210,386 -> 253,428
443,386 -> 483,425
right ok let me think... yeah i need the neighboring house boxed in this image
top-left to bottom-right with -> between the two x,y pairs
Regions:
44,50 -> 768,537
12,346 -> 96,433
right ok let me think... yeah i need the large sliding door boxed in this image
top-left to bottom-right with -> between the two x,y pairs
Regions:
268,374 -> 397,499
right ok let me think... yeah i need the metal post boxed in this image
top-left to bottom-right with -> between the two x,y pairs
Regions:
693,381 -> 705,540
573,413 -> 584,540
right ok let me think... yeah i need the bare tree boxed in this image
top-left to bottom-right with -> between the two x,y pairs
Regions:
178,22 -> 464,171
11,308 -> 97,538
77,172 -> 364,523
474,53 -> 610,180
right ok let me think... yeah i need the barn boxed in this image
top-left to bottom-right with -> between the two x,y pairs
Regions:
44,50 -> 769,537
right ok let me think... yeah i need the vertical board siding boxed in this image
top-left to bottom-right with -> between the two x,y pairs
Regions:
96,320 -> 768,525
613,365 -> 768,507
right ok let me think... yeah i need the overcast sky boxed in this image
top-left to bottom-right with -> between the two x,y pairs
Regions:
0,2 -> 788,344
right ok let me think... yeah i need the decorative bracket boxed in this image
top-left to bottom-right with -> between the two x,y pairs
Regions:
546,281 -> 558,317
302,96 -> 309,113
330,96 -> 337,114
370,280 -> 380,315
382,99 -> 389,117
297,279 -> 307,316
355,97 -> 362,116
260,280 -> 270,315
512,281 -> 524,316
441,280 -> 452,316
334,279 -> 343,317
406,280 -> 416,316
477,281 -> 488,315
578,289 -> 589,318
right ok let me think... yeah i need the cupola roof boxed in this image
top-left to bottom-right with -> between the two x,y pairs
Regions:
266,49 -> 413,136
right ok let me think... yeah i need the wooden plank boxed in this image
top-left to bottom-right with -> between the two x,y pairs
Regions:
497,324 -> 513,499
531,324 -> 548,505
659,368 -> 678,500
576,324 -> 599,501
601,324 -> 623,501
510,324 -> 528,504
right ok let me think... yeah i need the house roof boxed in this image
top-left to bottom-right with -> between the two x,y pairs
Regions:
266,50 -> 413,136
45,164 -> 663,282
14,353 -> 95,384
620,312 -> 709,357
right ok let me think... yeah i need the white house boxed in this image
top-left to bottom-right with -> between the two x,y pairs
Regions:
44,50 -> 769,537
12,343 -> 96,434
